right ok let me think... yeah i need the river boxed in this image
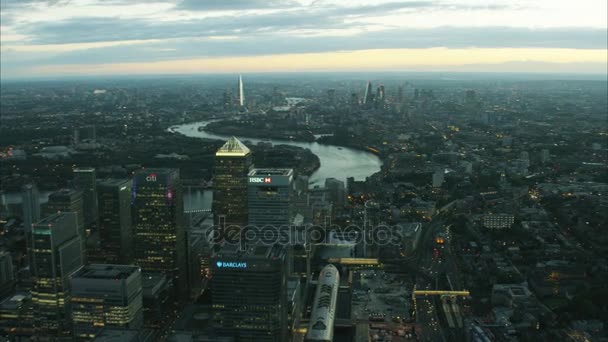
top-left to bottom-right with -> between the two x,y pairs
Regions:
169,120 -> 382,187
1,122 -> 382,213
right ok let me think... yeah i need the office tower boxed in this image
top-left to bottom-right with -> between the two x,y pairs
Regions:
97,179 -> 133,264
73,167 -> 98,232
397,85 -> 404,103
540,149 -> 550,164
141,273 -> 171,331
132,168 -> 187,300
21,183 -> 41,267
0,251 -> 15,300
45,189 -> 85,238
31,212 -> 83,338
349,92 -> 359,108
211,244 -> 287,342
433,169 -> 445,188
222,91 -> 232,110
363,81 -> 373,106
376,85 -> 385,102
247,168 -> 294,227
237,74 -> 245,107
186,232 -> 204,300
73,127 -> 80,146
325,178 -> 346,209
70,264 -> 143,339
213,137 -> 252,232
327,88 -> 336,105
0,292 -> 34,338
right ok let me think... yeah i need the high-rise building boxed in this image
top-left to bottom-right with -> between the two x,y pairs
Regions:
45,189 -> 85,238
0,292 -> 34,338
70,264 -> 143,339
213,137 -> 252,232
540,149 -> 550,164
97,179 -> 133,264
432,169 -> 445,188
325,178 -> 346,209
376,85 -> 385,102
73,167 -> 98,232
327,88 -> 336,105
211,244 -> 287,342
0,251 -> 15,300
132,168 -> 187,300
247,168 -> 294,227
363,81 -> 374,106
238,74 -> 245,107
350,92 -> 359,109
21,183 -> 41,267
31,212 -> 83,338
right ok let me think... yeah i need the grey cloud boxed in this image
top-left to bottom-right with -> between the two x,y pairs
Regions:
176,0 -> 297,11
18,10 -> 346,44
3,26 -> 605,71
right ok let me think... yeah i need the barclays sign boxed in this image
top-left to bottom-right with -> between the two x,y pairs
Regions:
216,261 -> 247,269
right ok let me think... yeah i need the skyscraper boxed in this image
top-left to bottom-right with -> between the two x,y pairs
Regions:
363,81 -> 374,106
31,212 -> 83,338
132,168 -> 187,300
0,251 -> 15,300
211,244 -> 287,342
247,168 -> 294,227
213,137 -> 252,231
73,167 -> 98,232
70,264 -> 143,339
97,179 -> 133,264
21,183 -> 40,267
45,189 -> 85,238
238,74 -> 245,107
324,178 -> 346,209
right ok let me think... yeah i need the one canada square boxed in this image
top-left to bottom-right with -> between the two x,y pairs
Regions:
213,137 -> 252,233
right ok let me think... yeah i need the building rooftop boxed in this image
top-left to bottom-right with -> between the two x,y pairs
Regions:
216,136 -> 251,157
216,243 -> 286,260
98,178 -> 131,187
73,264 -> 139,280
73,167 -> 95,172
248,168 -> 293,176
34,212 -> 70,226
48,188 -> 83,199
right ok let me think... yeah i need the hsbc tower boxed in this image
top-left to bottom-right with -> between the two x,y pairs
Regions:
247,168 -> 295,228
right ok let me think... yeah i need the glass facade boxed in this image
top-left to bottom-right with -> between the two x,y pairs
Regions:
97,179 -> 133,264
73,167 -> 99,232
70,264 -> 143,340
211,245 -> 287,342
213,137 -> 252,229
31,212 -> 83,339
132,168 -> 187,300
247,169 -> 294,227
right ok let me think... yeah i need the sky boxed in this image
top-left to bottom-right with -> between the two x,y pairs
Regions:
0,0 -> 607,79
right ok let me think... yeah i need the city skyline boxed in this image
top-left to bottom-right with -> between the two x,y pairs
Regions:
1,0 -> 607,78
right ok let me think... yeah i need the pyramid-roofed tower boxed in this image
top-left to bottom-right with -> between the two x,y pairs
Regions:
215,136 -> 251,157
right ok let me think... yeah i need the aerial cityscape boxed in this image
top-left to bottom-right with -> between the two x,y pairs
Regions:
1,1 -> 607,342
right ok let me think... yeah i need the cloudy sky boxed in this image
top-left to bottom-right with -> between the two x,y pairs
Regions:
1,0 -> 606,78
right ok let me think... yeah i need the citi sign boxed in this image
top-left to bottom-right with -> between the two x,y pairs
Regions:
216,261 -> 247,269
249,177 -> 272,184
146,174 -> 157,182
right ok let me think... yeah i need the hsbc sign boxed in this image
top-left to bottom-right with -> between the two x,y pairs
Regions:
249,177 -> 272,184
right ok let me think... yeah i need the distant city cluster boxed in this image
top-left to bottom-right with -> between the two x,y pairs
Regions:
0,74 -> 607,342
